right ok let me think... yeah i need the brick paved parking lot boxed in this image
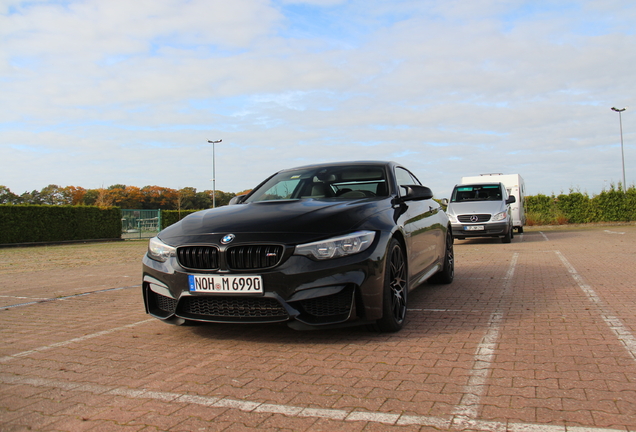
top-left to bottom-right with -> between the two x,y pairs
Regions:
1,225 -> 636,431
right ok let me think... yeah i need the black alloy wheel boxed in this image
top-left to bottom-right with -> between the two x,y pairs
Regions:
373,238 -> 408,332
430,228 -> 454,284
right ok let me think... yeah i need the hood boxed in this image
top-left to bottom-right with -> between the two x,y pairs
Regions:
158,198 -> 390,245
446,200 -> 506,216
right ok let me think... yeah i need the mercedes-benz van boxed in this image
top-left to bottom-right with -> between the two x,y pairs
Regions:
446,182 -> 515,243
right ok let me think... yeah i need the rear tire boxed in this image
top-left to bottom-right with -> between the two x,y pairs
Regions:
372,239 -> 408,333
430,229 -> 454,284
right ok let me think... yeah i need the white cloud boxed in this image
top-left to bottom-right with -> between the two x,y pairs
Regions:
0,0 -> 634,199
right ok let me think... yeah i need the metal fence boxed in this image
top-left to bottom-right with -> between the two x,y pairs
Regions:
121,209 -> 161,239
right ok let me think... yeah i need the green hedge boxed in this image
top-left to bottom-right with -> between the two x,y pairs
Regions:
525,186 -> 636,225
3,186 -> 634,245
0,205 -> 122,244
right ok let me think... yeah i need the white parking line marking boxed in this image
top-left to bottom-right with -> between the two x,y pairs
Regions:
0,319 -> 155,363
0,285 -> 141,310
346,411 -> 400,424
451,253 -> 518,421
255,403 -> 303,416
297,407 -> 348,420
396,414 -> 452,428
0,374 -> 623,432
539,231 -> 550,241
555,251 -> 636,362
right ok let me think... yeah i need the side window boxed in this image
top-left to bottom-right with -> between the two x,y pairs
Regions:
395,167 -> 420,195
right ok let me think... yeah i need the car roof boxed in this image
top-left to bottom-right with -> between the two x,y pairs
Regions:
277,161 -> 396,173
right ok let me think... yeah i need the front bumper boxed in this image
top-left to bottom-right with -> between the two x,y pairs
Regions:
142,241 -> 388,329
451,221 -> 510,238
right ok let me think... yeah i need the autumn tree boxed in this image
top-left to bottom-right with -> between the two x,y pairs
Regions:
176,187 -> 198,211
62,186 -> 87,205
0,186 -> 20,204
82,189 -> 99,206
0,184 -> 239,209
193,191 -> 212,209
141,186 -> 178,209
94,188 -> 114,207
19,190 -> 43,204
107,185 -> 145,208
107,184 -> 128,204
0,186 -> 18,204
39,184 -> 69,205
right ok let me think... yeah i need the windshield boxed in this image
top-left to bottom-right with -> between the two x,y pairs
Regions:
245,165 -> 389,203
451,184 -> 503,203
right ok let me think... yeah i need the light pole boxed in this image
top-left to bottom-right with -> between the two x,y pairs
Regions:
207,139 -> 222,207
611,107 -> 627,193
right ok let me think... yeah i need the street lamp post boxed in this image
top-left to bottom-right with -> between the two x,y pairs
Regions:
207,139 -> 222,207
611,108 -> 627,193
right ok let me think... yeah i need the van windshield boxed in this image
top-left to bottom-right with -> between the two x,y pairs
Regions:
451,185 -> 502,202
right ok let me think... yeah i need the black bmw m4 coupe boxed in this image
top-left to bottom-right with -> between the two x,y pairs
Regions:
142,161 -> 454,332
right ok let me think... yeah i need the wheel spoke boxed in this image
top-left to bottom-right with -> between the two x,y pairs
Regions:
389,246 -> 406,321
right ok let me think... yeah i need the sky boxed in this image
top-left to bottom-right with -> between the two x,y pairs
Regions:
1,0 -> 634,200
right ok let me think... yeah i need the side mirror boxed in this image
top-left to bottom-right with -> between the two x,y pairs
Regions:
441,198 -> 449,206
229,195 -> 247,205
506,195 -> 516,204
400,185 -> 434,202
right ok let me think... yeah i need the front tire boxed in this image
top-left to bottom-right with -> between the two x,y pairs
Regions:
373,239 -> 408,332
502,228 -> 512,243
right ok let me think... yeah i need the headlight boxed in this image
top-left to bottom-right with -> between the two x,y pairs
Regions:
492,211 -> 508,221
148,237 -> 176,262
447,214 -> 457,223
295,231 -> 376,260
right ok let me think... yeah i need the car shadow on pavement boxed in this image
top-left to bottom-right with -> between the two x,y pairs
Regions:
181,270 -> 546,345
453,229 -> 582,245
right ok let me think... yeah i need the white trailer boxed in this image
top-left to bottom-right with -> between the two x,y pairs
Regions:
461,173 -> 526,232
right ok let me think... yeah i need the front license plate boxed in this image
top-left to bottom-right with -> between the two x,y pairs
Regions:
465,225 -> 484,231
188,274 -> 263,294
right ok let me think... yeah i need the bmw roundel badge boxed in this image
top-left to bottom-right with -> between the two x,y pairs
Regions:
221,234 -> 235,244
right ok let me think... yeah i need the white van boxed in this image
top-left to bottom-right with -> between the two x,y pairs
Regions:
461,174 -> 525,233
446,182 -> 515,243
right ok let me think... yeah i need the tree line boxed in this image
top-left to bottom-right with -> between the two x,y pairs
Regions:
0,184 -> 251,210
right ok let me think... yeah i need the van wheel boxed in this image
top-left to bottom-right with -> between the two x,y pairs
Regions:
502,230 -> 512,243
